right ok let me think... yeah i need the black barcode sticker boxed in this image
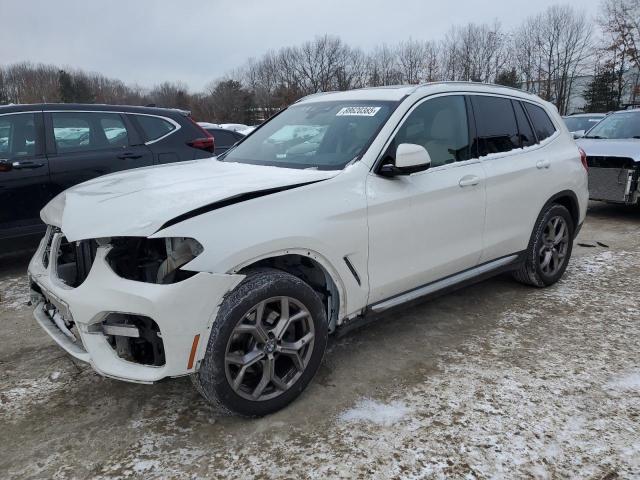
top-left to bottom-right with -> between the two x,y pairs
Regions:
336,106 -> 381,117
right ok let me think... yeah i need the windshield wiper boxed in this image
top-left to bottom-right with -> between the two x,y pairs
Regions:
583,135 -> 604,139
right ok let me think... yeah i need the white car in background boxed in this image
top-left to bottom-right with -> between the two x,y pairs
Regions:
220,123 -> 256,135
577,108 -> 640,205
28,83 -> 588,416
562,113 -> 606,138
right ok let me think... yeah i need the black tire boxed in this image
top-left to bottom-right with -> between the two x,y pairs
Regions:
191,268 -> 328,417
513,203 -> 575,287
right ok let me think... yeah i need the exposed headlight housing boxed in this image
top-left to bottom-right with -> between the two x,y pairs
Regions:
106,237 -> 203,284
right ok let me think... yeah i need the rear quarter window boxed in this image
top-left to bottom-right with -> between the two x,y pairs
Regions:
132,115 -> 177,142
513,101 -> 536,147
524,103 -> 556,142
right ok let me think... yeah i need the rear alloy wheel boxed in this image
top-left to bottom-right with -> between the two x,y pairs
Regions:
538,215 -> 570,277
192,268 -> 328,417
513,203 -> 574,287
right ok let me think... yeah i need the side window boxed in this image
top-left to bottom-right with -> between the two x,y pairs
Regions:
52,112 -> 129,153
0,113 -> 38,158
394,95 -> 471,167
132,115 -> 176,142
513,101 -> 536,147
523,103 -> 556,142
471,96 -> 520,156
101,116 -> 128,147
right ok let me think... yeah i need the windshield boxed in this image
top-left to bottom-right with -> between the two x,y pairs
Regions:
563,116 -> 603,132
585,111 -> 640,139
219,100 -> 398,169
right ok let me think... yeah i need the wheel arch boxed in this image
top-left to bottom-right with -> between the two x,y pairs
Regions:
230,249 -> 346,333
544,190 -> 580,235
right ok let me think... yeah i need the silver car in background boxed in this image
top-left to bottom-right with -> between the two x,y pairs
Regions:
576,109 -> 640,205
562,113 -> 606,138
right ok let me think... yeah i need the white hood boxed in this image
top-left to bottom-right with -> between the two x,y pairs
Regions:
42,159 -> 340,241
576,138 -> 640,162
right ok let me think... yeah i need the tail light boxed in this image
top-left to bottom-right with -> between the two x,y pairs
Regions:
188,137 -> 215,153
187,117 -> 215,153
578,147 -> 588,172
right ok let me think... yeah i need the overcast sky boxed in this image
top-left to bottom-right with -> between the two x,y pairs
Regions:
1,0 -> 602,92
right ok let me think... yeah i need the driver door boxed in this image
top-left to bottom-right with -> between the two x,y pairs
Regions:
366,94 -> 486,304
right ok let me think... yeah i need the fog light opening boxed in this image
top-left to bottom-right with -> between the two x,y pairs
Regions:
103,313 -> 166,366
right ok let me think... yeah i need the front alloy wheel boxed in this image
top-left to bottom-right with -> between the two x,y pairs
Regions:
224,296 -> 315,401
192,268 -> 328,417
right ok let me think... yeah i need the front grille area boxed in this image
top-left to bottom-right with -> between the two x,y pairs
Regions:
55,235 -> 98,288
586,157 -> 639,203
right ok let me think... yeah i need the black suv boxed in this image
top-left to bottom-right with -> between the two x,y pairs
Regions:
0,104 -> 216,250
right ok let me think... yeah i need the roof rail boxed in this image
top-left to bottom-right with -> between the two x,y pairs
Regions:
413,80 -> 534,96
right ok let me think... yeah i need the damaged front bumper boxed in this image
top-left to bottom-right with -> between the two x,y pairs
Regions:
28,229 -> 243,383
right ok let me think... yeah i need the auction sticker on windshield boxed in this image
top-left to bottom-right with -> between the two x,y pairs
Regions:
336,106 -> 381,116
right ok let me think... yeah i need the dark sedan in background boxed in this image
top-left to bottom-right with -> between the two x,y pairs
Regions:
0,103 -> 216,250
198,122 -> 245,155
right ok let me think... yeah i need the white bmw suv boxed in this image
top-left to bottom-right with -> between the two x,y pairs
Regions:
28,83 -> 588,416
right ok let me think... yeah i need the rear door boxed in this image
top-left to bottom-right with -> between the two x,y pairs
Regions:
470,95 -> 555,263
46,111 -> 153,196
0,111 -> 50,239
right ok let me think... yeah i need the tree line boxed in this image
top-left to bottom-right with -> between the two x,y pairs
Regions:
1,2 -> 639,122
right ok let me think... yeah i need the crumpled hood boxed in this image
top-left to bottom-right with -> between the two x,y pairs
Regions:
576,138 -> 640,162
42,159 -> 340,241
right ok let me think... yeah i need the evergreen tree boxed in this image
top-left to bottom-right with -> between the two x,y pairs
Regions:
495,68 -> 519,88
58,69 -> 94,103
582,69 -> 620,112
58,70 -> 75,103
72,75 -> 94,103
0,72 -> 8,105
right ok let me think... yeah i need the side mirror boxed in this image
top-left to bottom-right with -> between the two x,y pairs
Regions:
0,160 -> 12,173
573,130 -> 585,139
379,143 -> 431,177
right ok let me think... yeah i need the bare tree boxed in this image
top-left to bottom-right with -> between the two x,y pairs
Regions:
149,82 -> 190,109
601,0 -> 640,69
600,0 -> 640,103
396,39 -> 426,84
514,5 -> 593,114
367,44 -> 402,86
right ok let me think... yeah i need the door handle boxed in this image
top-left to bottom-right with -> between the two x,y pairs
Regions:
117,152 -> 143,160
536,159 -> 551,169
458,175 -> 480,187
12,161 -> 45,170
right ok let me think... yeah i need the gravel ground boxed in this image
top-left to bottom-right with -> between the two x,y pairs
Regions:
0,202 -> 639,479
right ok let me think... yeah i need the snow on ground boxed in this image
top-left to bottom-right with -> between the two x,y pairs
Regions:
1,228 -> 639,478
0,275 -> 30,311
339,398 -> 411,426
82,248 -> 640,479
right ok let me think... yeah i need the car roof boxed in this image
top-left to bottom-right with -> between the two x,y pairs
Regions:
563,113 -> 606,118
0,103 -> 190,117
296,82 -> 542,104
